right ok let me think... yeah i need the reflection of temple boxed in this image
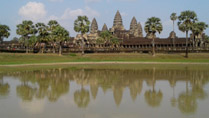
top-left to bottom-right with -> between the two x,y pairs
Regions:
1,66 -> 209,110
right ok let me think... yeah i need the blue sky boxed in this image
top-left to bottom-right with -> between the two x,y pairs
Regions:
0,0 -> 209,40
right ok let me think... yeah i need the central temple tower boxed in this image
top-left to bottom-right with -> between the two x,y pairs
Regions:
112,10 -> 125,31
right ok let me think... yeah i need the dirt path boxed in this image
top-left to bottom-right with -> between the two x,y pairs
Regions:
1,62 -> 209,67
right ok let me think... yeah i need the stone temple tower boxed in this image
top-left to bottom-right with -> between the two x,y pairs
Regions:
137,22 -> 143,37
102,23 -> 108,32
130,17 -> 138,35
130,17 -> 143,38
90,18 -> 98,34
112,10 -> 125,31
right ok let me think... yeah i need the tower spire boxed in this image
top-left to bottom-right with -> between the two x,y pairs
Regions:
90,18 -> 98,34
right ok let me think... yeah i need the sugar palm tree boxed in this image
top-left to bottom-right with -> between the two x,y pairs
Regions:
53,26 -> 69,55
100,31 -> 112,43
144,17 -> 163,56
170,13 -> 178,47
0,24 -> 10,44
178,10 -> 198,58
170,13 -> 178,32
48,20 -> 60,53
16,20 -> 37,53
36,22 -> 49,53
74,16 -> 90,55
191,22 -> 208,47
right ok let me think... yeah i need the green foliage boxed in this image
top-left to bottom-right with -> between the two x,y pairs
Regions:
36,22 -> 49,43
48,20 -> 60,42
178,10 -> 198,32
100,31 -> 112,42
52,26 -> 69,43
203,35 -> 209,41
96,37 -> 106,44
192,22 -> 208,37
74,16 -> 90,34
144,17 -> 163,36
111,37 -> 120,45
28,35 -> 37,47
16,20 -> 37,45
170,13 -> 178,21
0,24 -> 10,42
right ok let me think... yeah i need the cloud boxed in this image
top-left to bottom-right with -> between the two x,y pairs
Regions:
19,99 -> 45,114
61,7 -> 100,20
19,2 -> 47,21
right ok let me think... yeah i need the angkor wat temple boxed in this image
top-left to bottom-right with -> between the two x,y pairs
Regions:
1,11 -> 209,53
71,11 -> 209,53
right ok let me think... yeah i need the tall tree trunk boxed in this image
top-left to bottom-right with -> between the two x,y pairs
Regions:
173,21 -> 175,48
185,31 -> 189,58
173,21 -> 175,33
53,42 -> 56,54
152,36 -> 155,56
42,44 -> 44,54
81,34 -> 85,55
59,42 -> 62,56
26,37 -> 29,54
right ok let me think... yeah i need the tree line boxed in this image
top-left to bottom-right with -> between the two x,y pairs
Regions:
0,10 -> 208,57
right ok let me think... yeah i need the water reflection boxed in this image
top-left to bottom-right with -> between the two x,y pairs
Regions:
0,75 -> 10,97
0,66 -> 209,114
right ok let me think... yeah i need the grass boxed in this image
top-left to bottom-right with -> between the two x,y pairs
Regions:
0,53 -> 209,65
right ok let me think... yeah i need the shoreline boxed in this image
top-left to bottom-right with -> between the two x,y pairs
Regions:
1,61 -> 209,67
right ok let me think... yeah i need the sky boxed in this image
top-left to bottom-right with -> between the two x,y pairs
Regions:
0,0 -> 209,41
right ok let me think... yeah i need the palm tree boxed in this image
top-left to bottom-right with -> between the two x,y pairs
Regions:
191,22 -> 208,47
52,26 -> 69,55
178,10 -> 198,58
16,20 -> 37,53
96,31 -> 112,47
111,37 -> 120,48
144,17 -> 163,56
170,13 -> 178,32
100,31 -> 112,43
36,22 -> 49,53
74,16 -> 90,55
0,24 -> 10,44
170,13 -> 178,47
48,20 -> 60,53
28,35 -> 37,52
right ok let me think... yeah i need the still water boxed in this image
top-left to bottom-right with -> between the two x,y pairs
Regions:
0,65 -> 209,118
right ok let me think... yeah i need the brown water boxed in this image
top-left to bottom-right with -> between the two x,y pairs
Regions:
0,65 -> 209,118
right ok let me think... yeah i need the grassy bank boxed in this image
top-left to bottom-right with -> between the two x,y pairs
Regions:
0,53 -> 209,65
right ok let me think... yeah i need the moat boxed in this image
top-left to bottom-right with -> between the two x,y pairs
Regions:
0,64 -> 209,118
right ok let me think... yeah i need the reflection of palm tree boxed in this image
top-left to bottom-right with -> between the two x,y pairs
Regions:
47,78 -> 69,102
144,67 -> 163,107
145,90 -> 163,107
0,77 -> 10,96
178,80 -> 197,114
191,79 -> 207,100
169,79 -> 177,107
74,88 -> 90,108
16,84 -> 36,101
178,92 -> 197,114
